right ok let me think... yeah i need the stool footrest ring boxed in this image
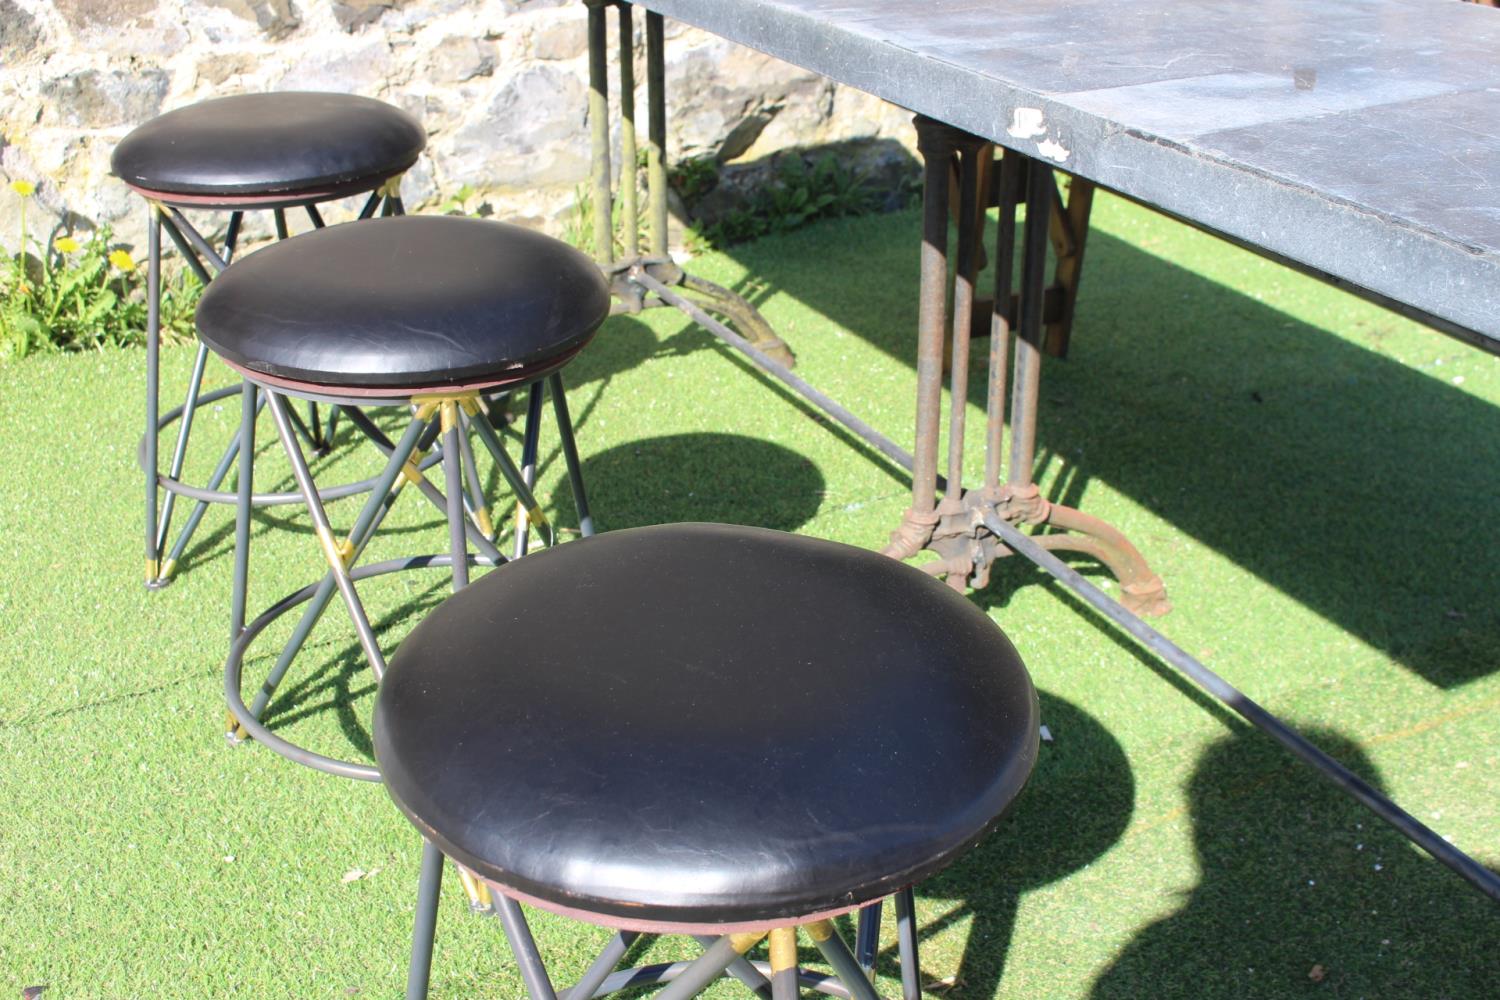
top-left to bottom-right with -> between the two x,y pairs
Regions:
224,552 -> 500,782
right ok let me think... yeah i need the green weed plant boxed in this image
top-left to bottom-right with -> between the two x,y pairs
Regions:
1,181 -> 199,362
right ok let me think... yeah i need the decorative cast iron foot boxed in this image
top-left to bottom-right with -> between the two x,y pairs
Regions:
908,486 -> 1171,616
608,257 -> 795,369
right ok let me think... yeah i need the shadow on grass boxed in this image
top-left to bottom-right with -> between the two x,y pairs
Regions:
251,567 -> 455,762
1090,727 -> 1500,998
890,689 -> 1134,998
716,209 -> 1500,688
550,431 -> 826,532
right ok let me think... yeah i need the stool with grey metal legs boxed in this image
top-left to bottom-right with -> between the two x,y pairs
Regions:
198,214 -> 608,777
373,523 -> 1041,999
112,91 -> 426,589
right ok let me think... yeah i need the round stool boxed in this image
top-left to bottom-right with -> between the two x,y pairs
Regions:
374,523 -> 1039,999
209,214 -> 610,774
112,91 -> 427,588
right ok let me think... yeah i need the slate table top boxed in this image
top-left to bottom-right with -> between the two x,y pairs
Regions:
637,0 -> 1500,348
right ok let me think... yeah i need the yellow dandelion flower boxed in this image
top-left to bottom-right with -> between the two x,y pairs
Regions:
9,179 -> 35,197
108,249 -> 136,272
55,236 -> 81,254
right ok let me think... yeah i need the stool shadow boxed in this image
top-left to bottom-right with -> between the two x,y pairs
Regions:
549,432 -> 826,533
253,571 -> 456,761
1089,727 -> 1500,998
874,689 -> 1134,997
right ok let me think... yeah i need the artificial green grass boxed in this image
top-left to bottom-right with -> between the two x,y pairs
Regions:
1,192 -> 1497,998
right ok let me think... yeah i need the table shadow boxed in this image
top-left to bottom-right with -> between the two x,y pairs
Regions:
717,209 -> 1500,688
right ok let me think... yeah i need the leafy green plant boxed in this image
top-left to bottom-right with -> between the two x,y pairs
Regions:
668,155 -> 719,201
696,153 -> 875,248
1,181 -> 200,362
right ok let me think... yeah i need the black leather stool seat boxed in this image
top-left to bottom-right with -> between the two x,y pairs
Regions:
195,216 -> 612,388
111,92 -> 426,201
374,523 -> 1039,930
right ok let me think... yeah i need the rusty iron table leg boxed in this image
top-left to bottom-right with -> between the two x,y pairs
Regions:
892,117 -> 1169,615
586,0 -> 793,366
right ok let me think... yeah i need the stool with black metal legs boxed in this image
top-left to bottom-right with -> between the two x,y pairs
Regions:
201,214 -> 609,774
373,523 -> 1040,999
112,91 -> 426,589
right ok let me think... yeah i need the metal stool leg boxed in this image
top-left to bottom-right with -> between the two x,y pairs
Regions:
495,895 -> 560,1000
456,412 -> 493,539
144,206 -> 162,586
548,372 -> 594,537
808,921 -> 882,1000
855,901 -> 882,983
229,379 -> 256,642
894,887 -> 920,1000
406,838 -> 445,1000
768,927 -> 799,1000
441,402 -> 471,594
514,384 -> 545,558
468,399 -> 554,551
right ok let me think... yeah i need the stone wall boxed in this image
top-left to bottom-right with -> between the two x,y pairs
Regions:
0,0 -> 917,253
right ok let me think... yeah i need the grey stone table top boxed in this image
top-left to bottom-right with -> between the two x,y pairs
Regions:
637,0 -> 1500,349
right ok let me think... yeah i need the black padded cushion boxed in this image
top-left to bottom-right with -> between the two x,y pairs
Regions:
374,523 -> 1039,928
195,216 -> 611,388
111,92 -> 425,199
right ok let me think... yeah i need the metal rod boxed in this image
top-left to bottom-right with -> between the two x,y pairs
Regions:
769,927 -> 799,1000
495,895 -> 560,1000
548,372 -> 595,536
224,553 -> 497,780
229,379 -> 255,641
979,507 -> 1500,903
855,903 -> 881,982
406,839 -> 445,1000
691,935 -> 773,998
265,392 -> 388,680
894,888 -> 920,1000
808,922 -> 882,1000
632,268 -> 925,479
223,211 -> 243,265
911,118 -> 953,515
157,215 -> 217,286
154,341 -> 212,558
305,203 -> 325,229
653,936 -> 758,1000
455,413 -> 490,533
144,207 -> 162,581
985,153 -> 1022,492
308,400 -> 324,452
560,931 -> 638,1000
587,0 -> 614,265
274,208 -> 289,241
166,391 -> 264,572
618,1 -> 640,259
646,9 -> 668,256
511,385 -> 544,558
340,406 -> 507,564
164,207 -> 228,274
443,410 -> 471,593
246,413 -> 431,720
945,140 -> 983,501
1007,159 -> 1052,486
